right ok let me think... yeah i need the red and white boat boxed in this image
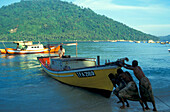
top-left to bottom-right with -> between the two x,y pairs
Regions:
0,41 -> 60,54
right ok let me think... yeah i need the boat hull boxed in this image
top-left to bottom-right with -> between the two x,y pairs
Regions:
38,57 -> 119,97
0,49 -> 7,54
5,46 -> 59,54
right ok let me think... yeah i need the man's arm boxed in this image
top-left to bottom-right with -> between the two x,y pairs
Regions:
63,49 -> 65,56
124,63 -> 132,67
120,63 -> 134,70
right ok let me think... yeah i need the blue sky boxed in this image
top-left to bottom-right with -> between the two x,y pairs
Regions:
0,0 -> 170,36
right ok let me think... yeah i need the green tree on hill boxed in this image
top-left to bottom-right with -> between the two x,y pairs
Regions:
0,0 -> 159,41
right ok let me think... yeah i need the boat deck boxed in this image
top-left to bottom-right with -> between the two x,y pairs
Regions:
37,56 -> 118,72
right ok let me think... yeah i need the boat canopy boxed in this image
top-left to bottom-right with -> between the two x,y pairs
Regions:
50,57 -> 96,70
13,41 -> 33,45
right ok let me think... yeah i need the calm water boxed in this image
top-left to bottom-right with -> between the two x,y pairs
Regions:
0,42 -> 170,112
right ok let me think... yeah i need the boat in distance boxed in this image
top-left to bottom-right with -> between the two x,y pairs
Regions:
0,41 -> 60,54
37,55 -> 122,98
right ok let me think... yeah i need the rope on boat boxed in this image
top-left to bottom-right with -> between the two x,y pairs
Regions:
154,95 -> 170,108
136,82 -> 170,108
113,79 -> 170,108
2,42 -> 6,49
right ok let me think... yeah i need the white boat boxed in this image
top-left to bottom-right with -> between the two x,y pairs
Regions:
1,41 -> 60,54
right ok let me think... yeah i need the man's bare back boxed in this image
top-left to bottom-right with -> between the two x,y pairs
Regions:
120,60 -> 146,81
133,66 -> 146,81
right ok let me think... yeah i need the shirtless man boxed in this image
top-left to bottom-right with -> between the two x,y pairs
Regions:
109,73 -> 129,107
120,60 -> 157,111
116,68 -> 145,111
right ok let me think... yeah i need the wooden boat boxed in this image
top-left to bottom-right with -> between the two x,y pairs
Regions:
0,41 -> 60,54
135,41 -> 140,43
37,53 -> 122,97
0,49 -> 7,54
160,42 -> 166,44
148,40 -> 155,43
37,43 -> 129,97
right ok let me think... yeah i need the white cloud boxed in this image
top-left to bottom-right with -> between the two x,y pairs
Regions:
73,0 -> 162,11
71,0 -> 170,36
134,24 -> 170,36
137,24 -> 170,28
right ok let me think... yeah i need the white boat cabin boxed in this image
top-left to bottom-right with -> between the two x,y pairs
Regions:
50,57 -> 96,70
14,41 -> 44,50
26,44 -> 44,50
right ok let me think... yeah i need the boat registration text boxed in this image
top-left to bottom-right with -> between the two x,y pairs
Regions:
76,70 -> 95,78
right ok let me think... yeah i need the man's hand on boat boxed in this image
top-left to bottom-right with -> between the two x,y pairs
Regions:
116,57 -> 129,67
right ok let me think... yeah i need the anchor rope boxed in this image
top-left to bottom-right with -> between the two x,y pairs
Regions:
154,95 -> 170,108
136,81 -> 170,108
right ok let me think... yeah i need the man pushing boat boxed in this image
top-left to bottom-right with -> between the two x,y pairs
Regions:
109,73 -> 129,107
120,60 -> 157,111
114,68 -> 145,111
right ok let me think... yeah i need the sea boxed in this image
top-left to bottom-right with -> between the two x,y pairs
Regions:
0,42 -> 170,112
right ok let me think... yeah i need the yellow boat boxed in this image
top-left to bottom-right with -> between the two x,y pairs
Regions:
37,55 -> 120,97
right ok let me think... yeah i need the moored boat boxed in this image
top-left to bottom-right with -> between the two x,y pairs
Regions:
37,55 -> 123,97
168,49 -> 170,52
0,41 -> 60,54
135,41 -> 140,43
160,42 -> 166,44
0,49 -> 7,54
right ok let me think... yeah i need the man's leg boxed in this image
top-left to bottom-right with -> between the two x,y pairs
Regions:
124,99 -> 129,107
152,100 -> 157,111
143,101 -> 150,110
139,100 -> 145,111
120,98 -> 126,109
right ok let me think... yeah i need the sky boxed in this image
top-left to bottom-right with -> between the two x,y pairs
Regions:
0,0 -> 170,36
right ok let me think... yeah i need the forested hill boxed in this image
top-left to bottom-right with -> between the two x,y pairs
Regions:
0,0 -> 159,41
159,35 -> 170,41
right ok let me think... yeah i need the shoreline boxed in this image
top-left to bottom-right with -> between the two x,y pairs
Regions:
0,40 -> 169,44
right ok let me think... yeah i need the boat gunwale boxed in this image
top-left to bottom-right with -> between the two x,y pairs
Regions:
6,46 -> 57,53
37,56 -> 118,98
37,56 -> 119,74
